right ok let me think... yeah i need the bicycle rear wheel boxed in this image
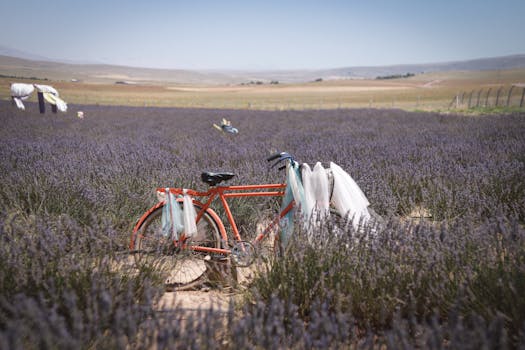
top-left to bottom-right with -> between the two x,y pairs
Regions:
133,203 -> 222,291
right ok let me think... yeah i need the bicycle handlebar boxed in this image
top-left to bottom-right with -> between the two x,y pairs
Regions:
266,152 -> 286,162
267,151 -> 295,170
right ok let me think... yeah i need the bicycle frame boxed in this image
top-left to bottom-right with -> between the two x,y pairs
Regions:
131,183 -> 295,258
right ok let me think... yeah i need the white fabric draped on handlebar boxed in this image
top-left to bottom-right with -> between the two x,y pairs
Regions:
302,162 -> 330,223
280,160 -> 373,247
330,162 -> 371,231
279,161 -> 304,247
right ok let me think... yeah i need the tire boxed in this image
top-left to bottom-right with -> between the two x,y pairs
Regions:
133,203 -> 222,291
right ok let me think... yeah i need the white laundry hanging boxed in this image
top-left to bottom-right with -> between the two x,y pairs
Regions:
34,84 -> 59,96
43,92 -> 68,112
10,83 -> 34,110
11,83 -> 34,98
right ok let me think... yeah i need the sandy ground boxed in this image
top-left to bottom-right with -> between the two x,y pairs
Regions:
114,253 -> 260,315
155,290 -> 233,314
155,261 -> 259,312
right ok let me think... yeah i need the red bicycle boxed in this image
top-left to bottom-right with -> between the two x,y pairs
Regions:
129,152 -> 296,290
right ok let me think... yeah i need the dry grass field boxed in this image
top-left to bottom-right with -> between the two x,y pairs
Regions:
2,68 -> 525,111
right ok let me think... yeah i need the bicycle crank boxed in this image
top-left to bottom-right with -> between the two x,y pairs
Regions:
231,241 -> 256,267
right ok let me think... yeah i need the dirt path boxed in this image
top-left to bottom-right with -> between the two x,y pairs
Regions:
422,79 -> 442,88
155,290 -> 233,314
151,263 -> 258,317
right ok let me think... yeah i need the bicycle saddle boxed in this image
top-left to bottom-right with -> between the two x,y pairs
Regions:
201,172 -> 235,186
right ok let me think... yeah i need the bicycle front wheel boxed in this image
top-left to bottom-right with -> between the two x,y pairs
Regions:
133,203 -> 222,291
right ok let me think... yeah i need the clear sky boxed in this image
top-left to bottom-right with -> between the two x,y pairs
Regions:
1,0 -> 524,70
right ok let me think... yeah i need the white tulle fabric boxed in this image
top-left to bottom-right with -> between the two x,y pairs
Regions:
161,189 -> 197,238
330,162 -> 371,230
281,160 -> 373,246
288,161 -> 306,216
182,189 -> 197,237
302,162 -> 330,222
162,189 -> 183,239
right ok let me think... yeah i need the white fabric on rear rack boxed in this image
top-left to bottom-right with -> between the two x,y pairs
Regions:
162,188 -> 183,239
182,189 -> 197,237
330,162 -> 371,231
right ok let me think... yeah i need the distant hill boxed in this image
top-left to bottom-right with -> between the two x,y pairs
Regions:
1,51 -> 524,85
0,55 -> 238,85
0,45 -> 55,63
320,54 -> 525,80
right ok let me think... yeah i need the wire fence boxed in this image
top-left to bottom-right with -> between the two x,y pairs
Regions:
449,84 -> 525,109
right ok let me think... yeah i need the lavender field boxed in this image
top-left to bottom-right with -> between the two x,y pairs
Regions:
1,100 -> 524,348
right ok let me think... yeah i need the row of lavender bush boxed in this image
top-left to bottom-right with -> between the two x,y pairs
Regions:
0,100 -> 524,348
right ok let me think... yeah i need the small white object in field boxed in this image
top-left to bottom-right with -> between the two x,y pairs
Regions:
77,111 -> 84,119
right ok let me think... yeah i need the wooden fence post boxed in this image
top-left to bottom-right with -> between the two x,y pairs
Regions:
468,90 -> 474,108
520,87 -> 525,108
449,95 -> 457,109
476,89 -> 482,107
37,92 -> 45,113
506,85 -> 515,107
485,88 -> 492,107
495,87 -> 503,106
